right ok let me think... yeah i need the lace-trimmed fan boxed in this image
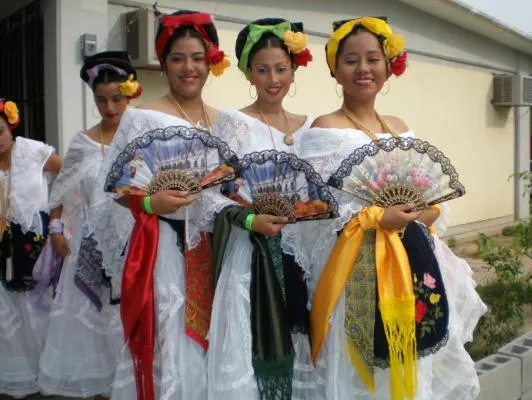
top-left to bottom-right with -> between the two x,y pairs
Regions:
104,126 -> 238,195
327,137 -> 465,210
224,150 -> 338,223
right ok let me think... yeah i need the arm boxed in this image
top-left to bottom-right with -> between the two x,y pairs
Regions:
49,205 -> 70,257
44,153 -> 62,175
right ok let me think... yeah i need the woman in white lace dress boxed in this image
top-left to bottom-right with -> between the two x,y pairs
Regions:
38,51 -> 141,399
0,98 -> 62,398
207,18 -> 318,400
297,18 -> 487,400
91,10 -> 245,400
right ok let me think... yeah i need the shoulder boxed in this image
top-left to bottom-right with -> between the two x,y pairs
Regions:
310,111 -> 345,129
382,115 -> 409,134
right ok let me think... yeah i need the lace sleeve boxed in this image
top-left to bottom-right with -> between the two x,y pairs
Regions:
10,137 -> 54,232
90,112 -> 138,294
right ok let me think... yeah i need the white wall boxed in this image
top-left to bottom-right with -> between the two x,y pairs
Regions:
107,0 -> 531,73
48,0 -> 109,153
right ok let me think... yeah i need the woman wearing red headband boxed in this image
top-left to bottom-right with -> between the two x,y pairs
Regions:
91,10 -> 243,400
38,51 -> 141,399
0,99 -> 62,398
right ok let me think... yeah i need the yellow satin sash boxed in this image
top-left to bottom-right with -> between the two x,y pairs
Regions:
310,205 -> 417,400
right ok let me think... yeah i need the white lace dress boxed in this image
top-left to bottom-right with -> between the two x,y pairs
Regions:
91,108 -> 237,400
294,127 -> 487,400
207,110 -> 318,400
0,137 -> 54,398
38,131 -> 122,397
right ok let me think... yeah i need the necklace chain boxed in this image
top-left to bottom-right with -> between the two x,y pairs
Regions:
341,105 -> 397,140
255,103 -> 294,149
0,143 -> 13,237
167,93 -> 212,133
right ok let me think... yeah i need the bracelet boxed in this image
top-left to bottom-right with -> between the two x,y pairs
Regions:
245,213 -> 256,231
49,218 -> 64,234
143,196 -> 154,214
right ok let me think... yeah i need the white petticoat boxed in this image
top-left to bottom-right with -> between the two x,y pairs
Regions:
207,227 -> 317,400
0,287 -> 48,398
111,221 -> 207,400
37,231 -> 122,397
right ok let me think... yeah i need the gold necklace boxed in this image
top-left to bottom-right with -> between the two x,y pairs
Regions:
341,105 -> 397,140
167,93 -> 212,132
255,104 -> 294,147
0,144 -> 13,237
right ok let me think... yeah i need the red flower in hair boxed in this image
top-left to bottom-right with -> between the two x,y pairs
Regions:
390,51 -> 408,76
293,48 -> 313,67
130,85 -> 143,100
207,46 -> 225,65
0,102 -> 4,114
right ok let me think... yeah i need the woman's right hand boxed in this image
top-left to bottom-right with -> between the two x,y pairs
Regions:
379,203 -> 422,230
149,190 -> 197,215
251,214 -> 288,237
51,233 -> 70,258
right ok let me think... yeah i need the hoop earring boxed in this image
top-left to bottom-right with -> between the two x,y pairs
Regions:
205,74 -> 213,87
288,82 -> 297,98
91,104 -> 100,119
381,81 -> 391,96
249,84 -> 257,100
335,83 -> 343,98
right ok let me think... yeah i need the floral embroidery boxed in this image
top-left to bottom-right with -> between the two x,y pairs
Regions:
414,272 -> 445,337
422,272 -> 436,289
24,233 -> 46,260
415,300 -> 428,323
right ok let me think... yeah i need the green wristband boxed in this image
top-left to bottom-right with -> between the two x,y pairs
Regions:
245,213 -> 256,231
143,195 -> 154,214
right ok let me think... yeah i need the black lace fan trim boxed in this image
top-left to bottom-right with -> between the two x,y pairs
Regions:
327,137 -> 465,205
238,150 -> 339,217
105,125 -> 239,192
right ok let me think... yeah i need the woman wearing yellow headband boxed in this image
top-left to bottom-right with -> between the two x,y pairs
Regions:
0,98 -> 62,398
296,17 -> 485,400
207,17 -> 317,400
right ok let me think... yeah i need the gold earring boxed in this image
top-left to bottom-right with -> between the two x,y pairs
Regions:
335,83 -> 343,98
205,74 -> 213,87
381,81 -> 391,95
249,84 -> 257,100
288,82 -> 297,97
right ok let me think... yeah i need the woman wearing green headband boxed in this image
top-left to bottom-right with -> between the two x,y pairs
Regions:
296,17 -> 485,400
207,17 -> 317,400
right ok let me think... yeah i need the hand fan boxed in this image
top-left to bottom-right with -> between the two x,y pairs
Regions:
224,150 -> 337,223
327,137 -> 465,210
104,126 -> 238,195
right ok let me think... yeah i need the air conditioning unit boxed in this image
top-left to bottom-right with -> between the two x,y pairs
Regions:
491,74 -> 532,106
125,10 -> 160,69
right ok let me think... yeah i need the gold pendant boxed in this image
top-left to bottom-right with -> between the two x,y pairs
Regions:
283,135 -> 294,146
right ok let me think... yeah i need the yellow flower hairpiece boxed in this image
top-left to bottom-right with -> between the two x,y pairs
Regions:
4,101 -> 19,126
119,75 -> 140,97
326,17 -> 406,74
210,56 -> 231,77
283,31 -> 308,54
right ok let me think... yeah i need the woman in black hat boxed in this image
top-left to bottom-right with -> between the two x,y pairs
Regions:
38,51 -> 141,399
